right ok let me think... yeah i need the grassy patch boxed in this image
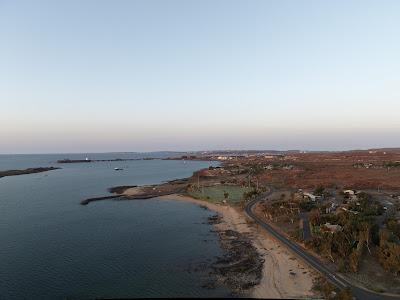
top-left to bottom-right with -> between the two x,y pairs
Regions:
371,287 -> 385,293
189,185 -> 251,205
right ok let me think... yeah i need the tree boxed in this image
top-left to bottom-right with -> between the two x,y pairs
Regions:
333,231 -> 352,258
371,224 -> 380,246
314,186 -> 325,196
321,233 -> 334,262
377,241 -> 400,275
309,209 -> 321,226
377,229 -> 400,275
387,218 -> 400,239
335,287 -> 353,300
349,248 -> 360,273
359,222 -> 372,254
243,189 -> 260,200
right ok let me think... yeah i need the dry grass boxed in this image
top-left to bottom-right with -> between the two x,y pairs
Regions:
257,150 -> 400,190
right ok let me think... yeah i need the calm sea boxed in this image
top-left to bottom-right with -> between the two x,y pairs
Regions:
0,153 -> 229,299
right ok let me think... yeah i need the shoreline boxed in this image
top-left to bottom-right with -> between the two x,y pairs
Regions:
57,158 -> 158,164
80,186 -> 319,297
81,179 -> 189,205
159,194 -> 318,299
79,162 -> 319,298
0,167 -> 60,179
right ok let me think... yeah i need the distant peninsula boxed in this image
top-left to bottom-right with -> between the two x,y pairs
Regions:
57,158 -> 157,163
0,167 -> 60,178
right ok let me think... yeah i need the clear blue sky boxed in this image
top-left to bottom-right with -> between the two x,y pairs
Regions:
1,0 -> 399,153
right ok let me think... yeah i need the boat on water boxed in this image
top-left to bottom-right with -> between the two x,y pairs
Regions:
114,167 -> 123,171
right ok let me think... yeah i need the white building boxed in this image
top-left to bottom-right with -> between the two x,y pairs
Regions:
303,192 -> 320,202
343,190 -> 355,195
323,223 -> 342,233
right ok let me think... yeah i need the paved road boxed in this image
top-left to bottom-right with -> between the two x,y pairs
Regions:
245,196 -> 400,300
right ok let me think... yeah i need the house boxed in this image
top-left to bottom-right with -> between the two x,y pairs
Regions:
341,207 -> 359,215
326,202 -> 337,214
343,190 -> 356,195
343,190 -> 358,202
283,165 -> 294,170
303,192 -> 321,202
323,223 -> 342,233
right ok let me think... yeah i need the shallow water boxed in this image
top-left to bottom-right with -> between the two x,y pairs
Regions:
0,154 -> 229,299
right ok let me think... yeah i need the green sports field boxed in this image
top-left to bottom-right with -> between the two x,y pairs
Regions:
189,184 -> 251,205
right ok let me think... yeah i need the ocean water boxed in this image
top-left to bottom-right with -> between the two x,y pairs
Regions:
0,154 -> 229,299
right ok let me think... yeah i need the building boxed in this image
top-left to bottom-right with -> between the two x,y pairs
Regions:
323,223 -> 342,233
303,192 -> 321,202
343,190 -> 356,195
326,202 -> 337,214
283,165 -> 294,170
217,156 -> 228,160
341,207 -> 359,215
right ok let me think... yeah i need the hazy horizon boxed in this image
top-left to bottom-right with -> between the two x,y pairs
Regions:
2,141 -> 400,156
2,0 -> 400,154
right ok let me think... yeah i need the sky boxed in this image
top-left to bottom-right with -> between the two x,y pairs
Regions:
1,0 -> 399,154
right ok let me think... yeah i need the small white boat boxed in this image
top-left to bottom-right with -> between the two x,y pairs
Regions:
114,167 -> 123,171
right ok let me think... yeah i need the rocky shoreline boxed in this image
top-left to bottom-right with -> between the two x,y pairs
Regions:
80,165 -> 317,298
80,179 -> 189,205
206,214 -> 264,295
0,167 -> 60,178
80,178 -> 265,295
80,195 -> 123,205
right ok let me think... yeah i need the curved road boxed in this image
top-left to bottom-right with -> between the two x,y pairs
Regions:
245,197 -> 400,300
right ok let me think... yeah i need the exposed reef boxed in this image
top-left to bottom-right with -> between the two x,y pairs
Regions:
206,215 -> 264,295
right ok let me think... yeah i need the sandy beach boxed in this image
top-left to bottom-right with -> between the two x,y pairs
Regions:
159,194 -> 318,299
